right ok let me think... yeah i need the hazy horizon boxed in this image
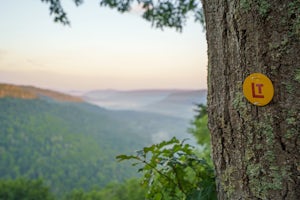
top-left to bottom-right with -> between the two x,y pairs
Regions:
0,0 -> 208,91
0,81 -> 207,94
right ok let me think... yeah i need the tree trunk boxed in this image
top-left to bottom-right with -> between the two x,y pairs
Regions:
201,0 -> 300,199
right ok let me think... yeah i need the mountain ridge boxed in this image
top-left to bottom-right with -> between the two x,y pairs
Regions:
0,83 -> 83,102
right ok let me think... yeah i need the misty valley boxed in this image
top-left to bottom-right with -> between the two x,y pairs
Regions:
0,83 -> 210,199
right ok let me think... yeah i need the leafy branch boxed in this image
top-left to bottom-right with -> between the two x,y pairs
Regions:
116,137 -> 217,200
40,0 -> 204,31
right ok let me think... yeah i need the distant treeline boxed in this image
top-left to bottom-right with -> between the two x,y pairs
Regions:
0,178 -> 146,200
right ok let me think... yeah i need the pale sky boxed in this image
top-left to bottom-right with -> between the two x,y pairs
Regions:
0,0 -> 207,91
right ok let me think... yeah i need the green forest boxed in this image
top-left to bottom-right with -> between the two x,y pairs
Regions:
0,97 -> 214,199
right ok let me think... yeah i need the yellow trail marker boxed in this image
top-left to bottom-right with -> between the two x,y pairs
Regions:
243,73 -> 274,106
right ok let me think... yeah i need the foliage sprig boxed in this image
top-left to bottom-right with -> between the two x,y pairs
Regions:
117,137 -> 216,200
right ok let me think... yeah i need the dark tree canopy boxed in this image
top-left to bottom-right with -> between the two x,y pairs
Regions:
41,0 -> 203,31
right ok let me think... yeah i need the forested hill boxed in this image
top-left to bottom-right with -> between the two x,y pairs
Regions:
0,83 -> 83,102
0,84 -> 190,197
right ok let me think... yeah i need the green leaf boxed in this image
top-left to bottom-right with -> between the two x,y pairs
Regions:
153,192 -> 162,200
116,154 -> 138,162
143,145 -> 155,153
138,168 -> 144,172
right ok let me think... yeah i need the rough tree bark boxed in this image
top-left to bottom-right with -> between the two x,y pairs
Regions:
201,0 -> 300,199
